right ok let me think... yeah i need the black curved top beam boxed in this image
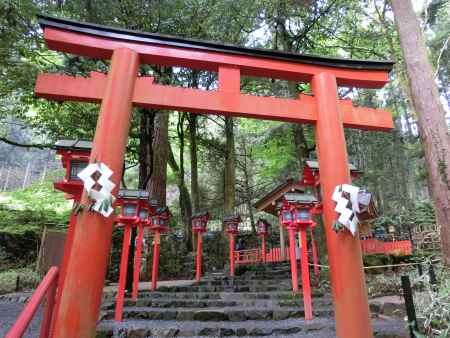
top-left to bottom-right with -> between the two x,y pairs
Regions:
38,14 -> 394,72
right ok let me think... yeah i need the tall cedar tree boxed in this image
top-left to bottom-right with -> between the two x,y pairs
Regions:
391,0 -> 450,265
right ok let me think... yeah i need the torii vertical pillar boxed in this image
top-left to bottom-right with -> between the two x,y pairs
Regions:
312,72 -> 373,338
51,48 -> 139,338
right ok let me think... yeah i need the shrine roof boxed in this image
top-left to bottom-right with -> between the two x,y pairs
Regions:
54,139 -> 92,151
254,179 -> 306,215
284,192 -> 318,204
38,15 -> 393,72
118,189 -> 149,200
305,160 -> 359,172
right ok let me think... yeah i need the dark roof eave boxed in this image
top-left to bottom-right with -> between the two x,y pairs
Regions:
38,14 -> 394,72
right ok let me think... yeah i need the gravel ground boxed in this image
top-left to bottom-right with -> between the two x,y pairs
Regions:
0,301 -> 43,338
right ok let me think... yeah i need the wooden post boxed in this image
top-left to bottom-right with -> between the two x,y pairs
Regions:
115,226 -> 131,321
279,222 -> 286,259
151,232 -> 161,291
310,228 -> 319,285
261,235 -> 266,263
51,48 -> 139,338
132,223 -> 144,300
312,72 -> 372,338
229,233 -> 235,277
196,233 -> 203,282
300,227 -> 312,320
51,211 -> 77,334
288,228 -> 299,293
401,275 -> 418,338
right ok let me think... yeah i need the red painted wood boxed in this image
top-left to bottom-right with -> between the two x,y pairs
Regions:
300,228 -> 313,320
43,27 -> 390,88
288,228 -> 299,293
229,234 -> 235,277
51,211 -> 77,335
132,223 -> 144,301
261,235 -> 266,263
51,48 -> 139,338
312,72 -> 372,338
6,267 -> 58,338
39,273 -> 57,338
115,225 -> 131,321
151,236 -> 160,291
196,233 -> 203,282
35,74 -> 394,131
311,229 -> 319,286
361,239 -> 412,256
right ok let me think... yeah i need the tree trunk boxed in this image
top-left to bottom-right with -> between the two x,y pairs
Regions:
147,112 -> 169,207
392,0 -> 450,265
168,144 -> 193,251
223,117 -> 236,219
189,114 -> 200,212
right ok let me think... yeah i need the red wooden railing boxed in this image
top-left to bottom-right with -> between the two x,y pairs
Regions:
360,238 -> 412,256
235,239 -> 412,265
234,247 -> 290,265
6,266 -> 59,338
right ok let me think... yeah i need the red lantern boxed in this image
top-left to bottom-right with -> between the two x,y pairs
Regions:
280,207 -> 294,228
53,139 -> 92,200
192,211 -> 210,234
257,219 -> 270,236
293,207 -> 312,225
149,207 -> 172,233
224,214 -> 241,234
116,189 -> 150,226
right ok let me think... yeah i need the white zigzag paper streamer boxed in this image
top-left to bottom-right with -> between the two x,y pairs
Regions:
332,184 -> 360,236
78,162 -> 116,217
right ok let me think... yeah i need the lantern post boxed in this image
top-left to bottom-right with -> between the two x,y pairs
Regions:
257,219 -> 270,263
224,215 -> 241,278
149,207 -> 171,291
192,212 -> 210,282
132,200 -> 158,300
292,204 -> 316,321
280,206 -> 298,293
114,189 -> 150,321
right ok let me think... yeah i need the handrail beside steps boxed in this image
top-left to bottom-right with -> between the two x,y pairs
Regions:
6,266 -> 59,338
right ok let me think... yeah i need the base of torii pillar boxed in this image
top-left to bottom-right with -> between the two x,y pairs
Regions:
312,72 -> 373,338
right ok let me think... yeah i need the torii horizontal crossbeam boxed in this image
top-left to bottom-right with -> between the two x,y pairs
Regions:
39,15 -> 393,88
35,72 -> 393,130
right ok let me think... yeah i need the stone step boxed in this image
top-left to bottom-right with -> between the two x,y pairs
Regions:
154,285 -> 296,293
128,291 -> 325,300
96,317 -> 408,337
101,306 -> 334,321
196,280 -> 295,287
102,297 -> 334,310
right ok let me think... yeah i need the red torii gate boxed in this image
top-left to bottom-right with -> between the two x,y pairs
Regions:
35,15 -> 393,338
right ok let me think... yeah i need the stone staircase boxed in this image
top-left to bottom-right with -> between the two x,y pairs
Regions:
97,262 -> 407,337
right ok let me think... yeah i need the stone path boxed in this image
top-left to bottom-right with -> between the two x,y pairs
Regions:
97,262 -> 409,337
0,300 -> 42,338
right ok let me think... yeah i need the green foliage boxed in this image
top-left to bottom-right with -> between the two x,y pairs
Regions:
0,267 -> 40,295
414,265 -> 450,337
374,201 -> 436,227
0,171 -> 70,234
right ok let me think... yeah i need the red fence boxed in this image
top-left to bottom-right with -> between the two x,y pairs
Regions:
234,247 -> 290,265
6,266 -> 59,338
360,239 -> 412,256
235,239 -> 412,265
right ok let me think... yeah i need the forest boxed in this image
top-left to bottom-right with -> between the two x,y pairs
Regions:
0,0 -> 449,337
